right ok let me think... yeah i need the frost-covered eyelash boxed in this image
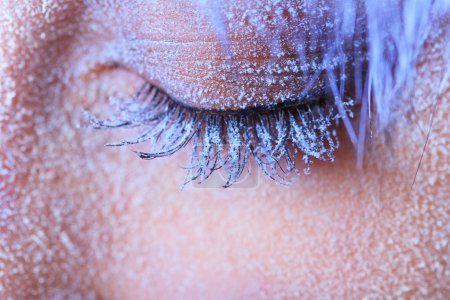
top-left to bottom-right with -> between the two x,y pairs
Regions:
89,83 -> 353,187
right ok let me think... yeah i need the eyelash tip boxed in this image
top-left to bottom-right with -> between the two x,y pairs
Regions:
90,82 -> 352,187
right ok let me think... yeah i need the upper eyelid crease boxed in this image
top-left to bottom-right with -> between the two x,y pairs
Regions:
89,80 -> 352,187
113,60 -> 331,113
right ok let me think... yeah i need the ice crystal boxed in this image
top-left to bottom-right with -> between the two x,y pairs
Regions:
90,84 -> 352,187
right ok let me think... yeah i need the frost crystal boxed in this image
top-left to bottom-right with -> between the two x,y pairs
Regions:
90,84 -> 352,187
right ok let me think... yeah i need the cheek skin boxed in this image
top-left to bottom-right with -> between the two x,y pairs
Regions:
1,2 -> 449,300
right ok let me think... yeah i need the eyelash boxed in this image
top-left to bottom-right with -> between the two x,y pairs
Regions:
89,82 -> 353,187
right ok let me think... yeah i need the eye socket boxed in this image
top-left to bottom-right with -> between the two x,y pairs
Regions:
88,66 -> 354,187
82,0 -> 367,187
75,63 -> 146,115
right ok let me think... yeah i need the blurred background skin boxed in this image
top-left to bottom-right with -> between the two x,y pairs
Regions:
0,1 -> 449,299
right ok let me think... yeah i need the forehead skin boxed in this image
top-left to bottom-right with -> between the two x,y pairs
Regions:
1,1 -> 449,299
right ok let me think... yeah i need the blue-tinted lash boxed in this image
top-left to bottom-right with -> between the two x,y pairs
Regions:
89,82 -> 353,187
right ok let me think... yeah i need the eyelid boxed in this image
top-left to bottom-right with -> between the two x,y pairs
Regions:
120,55 -> 334,115
149,80 -> 330,115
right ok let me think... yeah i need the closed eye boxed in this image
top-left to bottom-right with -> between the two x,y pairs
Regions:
84,0 -> 374,187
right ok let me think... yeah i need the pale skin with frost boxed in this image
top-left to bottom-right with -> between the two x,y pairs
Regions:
0,1 -> 449,299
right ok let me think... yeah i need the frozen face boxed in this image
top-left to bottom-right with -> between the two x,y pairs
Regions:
1,1 -> 449,299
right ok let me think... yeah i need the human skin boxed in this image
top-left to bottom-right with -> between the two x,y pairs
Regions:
0,1 -> 449,299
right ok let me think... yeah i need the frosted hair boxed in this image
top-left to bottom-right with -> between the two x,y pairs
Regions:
193,0 -> 449,163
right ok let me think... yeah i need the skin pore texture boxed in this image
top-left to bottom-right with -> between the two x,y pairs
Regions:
0,1 -> 449,299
